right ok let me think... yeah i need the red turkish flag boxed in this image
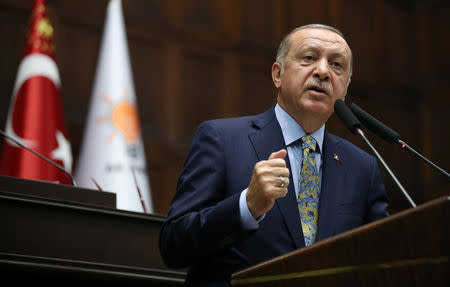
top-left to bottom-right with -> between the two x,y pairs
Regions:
0,0 -> 73,185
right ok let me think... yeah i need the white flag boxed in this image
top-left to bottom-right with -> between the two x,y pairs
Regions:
75,0 -> 153,213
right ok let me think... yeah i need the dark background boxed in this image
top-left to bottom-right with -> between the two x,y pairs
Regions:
1,0 -> 449,216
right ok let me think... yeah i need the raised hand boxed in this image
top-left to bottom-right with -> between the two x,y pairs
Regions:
246,149 -> 290,219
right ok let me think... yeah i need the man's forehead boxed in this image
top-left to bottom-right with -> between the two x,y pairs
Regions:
290,28 -> 351,55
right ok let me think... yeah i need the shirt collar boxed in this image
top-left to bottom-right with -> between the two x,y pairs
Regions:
274,103 -> 325,153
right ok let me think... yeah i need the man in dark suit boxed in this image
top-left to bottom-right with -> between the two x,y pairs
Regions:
159,24 -> 389,286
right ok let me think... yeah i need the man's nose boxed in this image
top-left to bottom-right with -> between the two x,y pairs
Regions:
313,58 -> 330,81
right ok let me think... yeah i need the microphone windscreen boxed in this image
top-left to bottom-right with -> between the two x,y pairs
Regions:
350,103 -> 399,144
334,99 -> 362,134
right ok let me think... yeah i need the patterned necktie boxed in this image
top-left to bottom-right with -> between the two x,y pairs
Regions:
297,135 -> 320,246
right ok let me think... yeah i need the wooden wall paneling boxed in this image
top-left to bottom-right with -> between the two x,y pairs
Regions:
327,0 -> 341,28
183,0 -> 228,47
345,85 -> 426,211
383,3 -> 413,84
271,0 -> 287,44
337,1 -> 436,212
166,0 -> 184,32
426,2 -> 450,199
240,0 -> 279,55
372,0 -> 386,84
146,140 -> 185,215
237,0 -> 283,116
386,88 -> 423,206
239,56 -> 277,116
0,0 -> 29,9
50,0 -> 107,28
179,48 -> 224,148
128,41 -> 166,144
285,0 -> 329,30
220,0 -> 242,46
164,42 -> 182,145
430,105 -> 450,198
324,0 -> 412,211
222,52 -> 241,117
181,0 -> 240,119
0,2 -> 30,134
54,20 -> 102,158
414,2 -> 432,82
286,0 -> 329,28
49,0 -> 107,168
155,39 -> 184,215
128,40 -> 172,214
418,101 -> 433,199
340,0 -> 381,86
122,0 -> 167,41
158,0 -> 236,212
366,91 -> 424,212
220,1 -> 241,117
123,1 -> 183,214
414,1 -> 450,201
126,0 -> 186,215
414,3 -> 434,202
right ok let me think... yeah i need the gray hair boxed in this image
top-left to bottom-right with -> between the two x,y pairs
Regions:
275,24 -> 353,77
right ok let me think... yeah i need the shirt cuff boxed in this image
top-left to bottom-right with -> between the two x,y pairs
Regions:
239,188 -> 265,230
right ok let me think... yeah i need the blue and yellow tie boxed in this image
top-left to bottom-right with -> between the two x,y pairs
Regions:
297,135 -> 320,246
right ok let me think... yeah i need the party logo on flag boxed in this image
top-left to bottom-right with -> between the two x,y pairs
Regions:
75,0 -> 153,213
97,86 -> 141,148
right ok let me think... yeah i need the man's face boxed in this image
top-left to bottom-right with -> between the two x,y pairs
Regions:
273,28 -> 352,128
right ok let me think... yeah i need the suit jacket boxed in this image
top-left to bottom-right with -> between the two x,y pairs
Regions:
159,106 -> 389,286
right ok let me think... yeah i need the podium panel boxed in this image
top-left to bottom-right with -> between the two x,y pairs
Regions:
0,175 -> 186,285
0,175 -> 116,208
232,196 -> 449,286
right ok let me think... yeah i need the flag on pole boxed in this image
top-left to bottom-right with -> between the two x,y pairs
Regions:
75,0 -> 153,213
0,0 -> 73,185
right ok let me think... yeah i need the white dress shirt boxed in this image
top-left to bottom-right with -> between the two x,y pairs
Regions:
239,104 -> 324,230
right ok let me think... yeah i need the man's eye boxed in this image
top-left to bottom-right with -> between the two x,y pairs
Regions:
304,55 -> 314,61
331,61 -> 342,68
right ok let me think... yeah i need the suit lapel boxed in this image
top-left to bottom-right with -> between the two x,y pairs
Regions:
248,107 -> 305,249
316,132 -> 345,241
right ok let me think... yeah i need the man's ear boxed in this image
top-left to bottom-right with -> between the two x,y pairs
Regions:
272,62 -> 282,88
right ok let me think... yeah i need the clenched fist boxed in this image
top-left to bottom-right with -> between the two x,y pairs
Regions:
246,149 -> 290,219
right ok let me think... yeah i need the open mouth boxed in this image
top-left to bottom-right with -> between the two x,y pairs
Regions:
308,86 -> 327,95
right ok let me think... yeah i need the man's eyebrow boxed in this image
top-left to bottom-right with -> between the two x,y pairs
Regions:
329,51 -> 348,58
291,42 -> 351,62
302,43 -> 349,56
297,43 -> 320,51
292,44 -> 320,56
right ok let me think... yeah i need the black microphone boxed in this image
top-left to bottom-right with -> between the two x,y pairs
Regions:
0,130 -> 77,186
334,99 -> 416,208
350,103 -> 449,179
334,98 -> 363,134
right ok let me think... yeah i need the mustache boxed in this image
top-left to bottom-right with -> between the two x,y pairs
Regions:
305,78 -> 332,95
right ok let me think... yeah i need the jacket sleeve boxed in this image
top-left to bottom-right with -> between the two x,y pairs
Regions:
159,121 -> 247,269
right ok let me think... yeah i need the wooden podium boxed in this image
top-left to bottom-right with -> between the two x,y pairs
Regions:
0,175 -> 186,286
232,195 -> 449,286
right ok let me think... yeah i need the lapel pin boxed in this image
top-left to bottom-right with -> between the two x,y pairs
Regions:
333,153 -> 340,162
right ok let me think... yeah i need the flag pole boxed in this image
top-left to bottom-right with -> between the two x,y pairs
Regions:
131,168 -> 147,213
